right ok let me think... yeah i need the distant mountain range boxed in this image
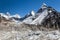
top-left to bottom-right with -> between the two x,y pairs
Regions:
0,3 -> 60,27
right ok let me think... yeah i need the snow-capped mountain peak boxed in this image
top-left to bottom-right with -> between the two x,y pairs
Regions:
31,10 -> 35,16
0,13 -> 10,20
41,3 -> 47,9
12,14 -> 21,18
42,3 -> 46,6
49,10 -> 52,13
0,13 -> 21,22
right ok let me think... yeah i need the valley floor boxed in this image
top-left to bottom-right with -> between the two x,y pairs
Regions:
0,22 -> 60,40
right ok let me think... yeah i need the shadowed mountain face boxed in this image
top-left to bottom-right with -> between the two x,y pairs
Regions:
39,7 -> 60,28
42,11 -> 60,28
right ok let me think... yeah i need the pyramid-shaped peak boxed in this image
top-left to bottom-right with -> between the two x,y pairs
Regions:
13,14 -> 21,18
42,3 -> 46,6
41,3 -> 47,9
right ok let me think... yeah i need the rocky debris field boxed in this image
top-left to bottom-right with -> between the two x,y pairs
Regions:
0,22 -> 60,40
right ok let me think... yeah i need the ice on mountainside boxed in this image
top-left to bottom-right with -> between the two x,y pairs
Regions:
31,9 -> 48,25
12,14 -> 21,18
31,10 -> 35,16
23,16 -> 34,24
0,13 -> 21,22
23,11 -> 36,24
41,3 -> 47,9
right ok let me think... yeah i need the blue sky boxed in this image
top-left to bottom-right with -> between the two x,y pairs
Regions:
0,0 -> 60,17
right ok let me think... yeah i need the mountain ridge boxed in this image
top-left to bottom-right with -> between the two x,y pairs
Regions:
0,3 -> 60,27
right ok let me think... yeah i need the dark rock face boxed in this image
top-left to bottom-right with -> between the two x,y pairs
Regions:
35,3 -> 60,29
41,7 -> 60,29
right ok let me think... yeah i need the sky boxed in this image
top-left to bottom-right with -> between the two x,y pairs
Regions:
0,0 -> 60,17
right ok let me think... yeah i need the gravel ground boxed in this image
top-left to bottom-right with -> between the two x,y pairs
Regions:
0,22 -> 60,40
